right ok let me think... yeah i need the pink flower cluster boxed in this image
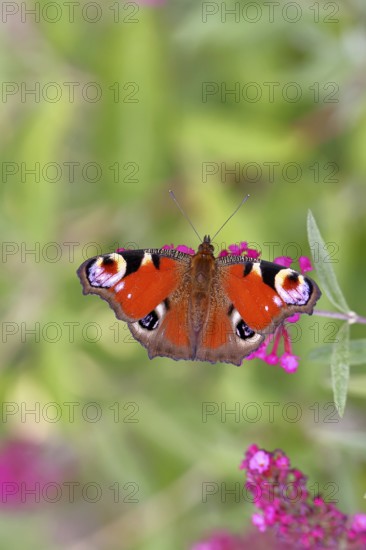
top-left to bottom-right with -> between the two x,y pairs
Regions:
161,244 -> 196,255
191,445 -> 366,549
161,241 -> 259,259
217,241 -> 260,260
0,438 -> 74,509
241,444 -> 366,549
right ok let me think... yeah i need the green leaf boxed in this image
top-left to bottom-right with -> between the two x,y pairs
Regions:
308,338 -> 366,365
307,210 -> 350,313
331,323 -> 350,417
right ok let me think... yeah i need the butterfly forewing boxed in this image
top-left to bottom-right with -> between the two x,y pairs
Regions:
77,249 -> 190,323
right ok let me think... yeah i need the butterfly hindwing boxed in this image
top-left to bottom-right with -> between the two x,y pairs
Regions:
129,278 -> 193,361
194,295 -> 265,366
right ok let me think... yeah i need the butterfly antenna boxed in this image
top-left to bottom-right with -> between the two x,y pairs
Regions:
211,194 -> 250,241
169,190 -> 202,243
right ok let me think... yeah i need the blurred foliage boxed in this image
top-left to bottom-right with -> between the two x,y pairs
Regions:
1,1 -> 366,549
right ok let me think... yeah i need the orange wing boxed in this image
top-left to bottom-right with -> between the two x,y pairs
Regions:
77,249 -> 190,322
77,248 -> 195,361
217,258 -> 321,334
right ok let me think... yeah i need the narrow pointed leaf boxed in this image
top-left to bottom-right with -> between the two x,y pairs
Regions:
331,323 -> 350,417
307,210 -> 349,313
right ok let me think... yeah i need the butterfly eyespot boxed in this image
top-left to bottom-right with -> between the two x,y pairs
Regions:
236,320 -> 255,340
138,311 -> 159,331
229,305 -> 254,341
87,254 -> 127,288
275,269 -> 311,306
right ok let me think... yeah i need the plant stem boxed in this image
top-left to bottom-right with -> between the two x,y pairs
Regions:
313,309 -> 366,324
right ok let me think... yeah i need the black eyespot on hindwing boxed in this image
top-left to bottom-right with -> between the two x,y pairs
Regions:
236,320 -> 255,340
138,311 -> 159,331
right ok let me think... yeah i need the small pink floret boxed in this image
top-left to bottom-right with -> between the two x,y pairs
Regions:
176,245 -> 195,255
280,353 -> 299,373
351,514 -> 366,533
249,451 -> 270,473
299,256 -> 313,273
252,513 -> 267,532
264,353 -> 279,365
274,256 -> 292,268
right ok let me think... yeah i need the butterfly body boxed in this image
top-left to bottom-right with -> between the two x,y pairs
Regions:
189,237 -> 216,342
77,236 -> 321,366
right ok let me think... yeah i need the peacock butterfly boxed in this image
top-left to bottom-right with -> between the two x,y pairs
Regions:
77,235 -> 321,366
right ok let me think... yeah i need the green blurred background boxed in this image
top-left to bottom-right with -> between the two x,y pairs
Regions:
1,1 -> 366,548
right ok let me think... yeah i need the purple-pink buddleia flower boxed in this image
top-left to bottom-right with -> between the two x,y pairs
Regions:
240,445 -> 366,549
191,444 -> 366,549
273,256 -> 292,268
162,244 -> 196,255
219,241 -> 260,259
299,256 -> 313,273
0,438 -> 74,509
